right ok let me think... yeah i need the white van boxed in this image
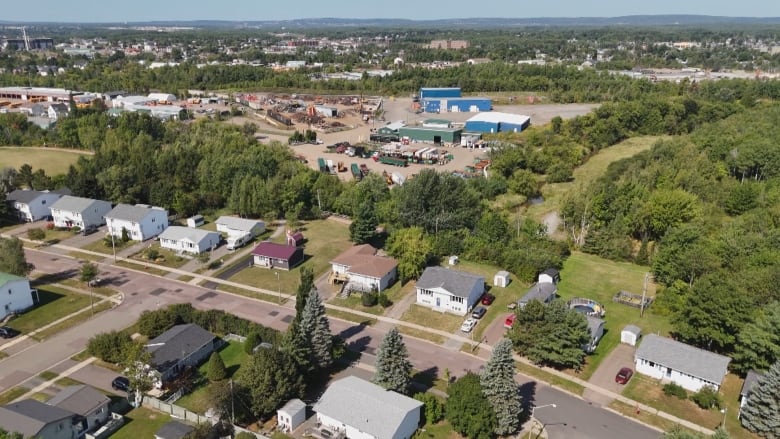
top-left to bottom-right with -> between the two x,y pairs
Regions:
226,232 -> 252,251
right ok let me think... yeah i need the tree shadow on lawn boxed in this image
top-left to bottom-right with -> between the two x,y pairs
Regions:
411,366 -> 440,392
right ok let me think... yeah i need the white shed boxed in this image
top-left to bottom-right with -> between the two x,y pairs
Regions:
186,215 -> 204,228
277,398 -> 306,433
621,325 -> 641,346
493,270 -> 510,288
448,255 -> 459,266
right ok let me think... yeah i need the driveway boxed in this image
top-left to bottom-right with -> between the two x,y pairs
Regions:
584,343 -> 636,406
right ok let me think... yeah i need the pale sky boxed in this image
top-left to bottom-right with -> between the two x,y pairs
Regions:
2,0 -> 779,22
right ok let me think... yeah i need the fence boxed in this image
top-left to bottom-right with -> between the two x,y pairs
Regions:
142,396 -> 270,439
85,413 -> 125,439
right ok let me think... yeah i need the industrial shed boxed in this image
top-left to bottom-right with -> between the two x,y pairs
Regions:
465,112 -> 531,133
422,97 -> 492,113
419,87 -> 462,100
399,126 -> 462,144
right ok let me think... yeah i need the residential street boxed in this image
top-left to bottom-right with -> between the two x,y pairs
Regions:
0,246 -> 662,439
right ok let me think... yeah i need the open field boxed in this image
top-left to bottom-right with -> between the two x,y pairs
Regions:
110,407 -> 171,439
556,252 -> 671,379
0,147 -> 90,176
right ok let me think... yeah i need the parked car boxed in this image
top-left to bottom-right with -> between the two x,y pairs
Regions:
88,278 -> 103,287
460,318 -> 478,333
504,313 -> 516,329
615,367 -> 634,385
471,306 -> 487,319
0,326 -> 20,339
481,293 -> 495,305
111,376 -> 130,392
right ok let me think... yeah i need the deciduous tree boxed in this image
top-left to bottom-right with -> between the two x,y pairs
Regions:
386,227 -> 432,282
732,301 -> 780,375
238,348 -> 304,420
0,237 -> 33,276
373,327 -> 412,394
121,341 -> 154,408
446,372 -> 497,439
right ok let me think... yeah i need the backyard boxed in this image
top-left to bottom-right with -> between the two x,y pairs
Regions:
175,340 -> 249,415
556,251 -> 672,379
0,146 -> 90,176
110,407 -> 171,439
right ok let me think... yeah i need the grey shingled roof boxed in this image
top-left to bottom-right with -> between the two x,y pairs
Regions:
105,203 -> 166,222
146,324 -> 215,373
416,266 -> 484,299
47,385 -> 109,416
6,189 -> 49,204
0,399 -> 75,436
741,370 -> 765,398
635,334 -> 731,385
50,195 -> 107,214
155,420 -> 195,439
158,226 -> 220,243
279,398 -> 306,415
215,216 -> 264,233
314,376 -> 422,439
519,282 -> 557,305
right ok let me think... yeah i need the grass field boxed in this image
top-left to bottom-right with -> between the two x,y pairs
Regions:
0,387 -> 28,405
225,219 -> 351,295
5,285 -> 92,336
110,407 -> 171,439
556,252 -> 672,379
0,147 -> 90,176
399,304 -> 463,344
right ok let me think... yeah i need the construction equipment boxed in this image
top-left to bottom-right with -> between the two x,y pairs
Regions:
337,162 -> 347,172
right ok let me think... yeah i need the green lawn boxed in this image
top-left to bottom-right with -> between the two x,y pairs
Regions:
556,252 -> 672,379
130,243 -> 190,269
329,280 -> 413,316
0,147 -> 90,176
399,304 -> 463,344
110,407 -> 171,439
79,236 -> 132,256
176,341 -> 248,414
0,387 -> 28,405
225,219 -> 351,295
5,285 -> 92,336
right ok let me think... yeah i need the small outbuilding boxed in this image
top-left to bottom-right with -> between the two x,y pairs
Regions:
493,270 -> 510,288
186,215 -> 204,228
448,255 -> 459,266
277,398 -> 306,433
621,324 -> 641,346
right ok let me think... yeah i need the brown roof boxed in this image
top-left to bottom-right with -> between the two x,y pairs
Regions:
252,241 -> 299,260
331,245 -> 398,278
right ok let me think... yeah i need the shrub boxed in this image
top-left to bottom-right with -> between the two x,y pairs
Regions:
691,386 -> 721,409
87,331 -> 132,363
414,392 -> 445,424
207,351 -> 228,381
662,382 -> 688,400
145,248 -> 160,260
361,292 -> 378,307
378,292 -> 391,307
244,332 -> 260,354
45,222 -> 55,230
27,228 -> 46,241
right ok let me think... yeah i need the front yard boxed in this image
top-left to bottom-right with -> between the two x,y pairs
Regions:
329,279 -> 413,316
79,235 -> 133,256
129,243 -> 191,270
4,285 -> 92,336
399,304 -> 463,344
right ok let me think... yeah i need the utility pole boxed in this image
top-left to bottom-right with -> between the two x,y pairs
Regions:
640,272 -> 649,317
230,379 -> 235,423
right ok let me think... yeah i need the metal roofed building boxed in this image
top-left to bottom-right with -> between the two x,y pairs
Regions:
634,334 -> 731,392
215,216 -> 265,238
314,376 -> 422,439
465,112 -> 531,133
0,86 -> 83,102
398,126 -> 462,144
415,266 -> 485,316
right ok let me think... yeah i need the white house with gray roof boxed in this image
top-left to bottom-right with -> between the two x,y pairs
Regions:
146,324 -> 218,388
158,226 -> 221,255
47,385 -> 110,433
104,204 -> 168,241
634,334 -> 731,392
517,271 -> 559,309
415,266 -> 485,316
50,196 -> 111,230
739,370 -> 764,418
215,216 -> 265,238
0,272 -> 34,321
314,376 -> 422,439
6,189 -> 68,222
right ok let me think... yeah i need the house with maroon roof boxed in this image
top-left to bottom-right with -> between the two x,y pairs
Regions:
329,244 -> 398,292
251,241 -> 304,270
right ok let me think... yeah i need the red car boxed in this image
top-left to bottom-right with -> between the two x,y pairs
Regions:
615,367 -> 634,385
504,313 -> 516,329
481,293 -> 496,305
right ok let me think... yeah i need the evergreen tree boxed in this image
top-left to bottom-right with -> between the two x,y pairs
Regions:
299,288 -> 333,370
238,348 -> 305,420
349,201 -> 377,244
207,351 -> 228,381
481,338 -> 522,435
732,301 -> 780,375
446,372 -> 497,439
741,360 -> 780,437
0,237 -> 33,276
295,266 -> 315,315
373,327 -> 412,394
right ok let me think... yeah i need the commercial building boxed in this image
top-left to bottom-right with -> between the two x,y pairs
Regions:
0,87 -> 82,102
398,126 -> 462,144
419,87 -> 461,100
465,112 -> 531,133
422,97 -> 492,113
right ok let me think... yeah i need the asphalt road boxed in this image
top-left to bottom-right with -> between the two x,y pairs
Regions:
2,248 -> 661,439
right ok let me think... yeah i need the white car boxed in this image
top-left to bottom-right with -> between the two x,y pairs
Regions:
460,317 -> 477,333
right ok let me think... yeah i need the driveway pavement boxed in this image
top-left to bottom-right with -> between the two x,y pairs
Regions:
584,343 -> 637,406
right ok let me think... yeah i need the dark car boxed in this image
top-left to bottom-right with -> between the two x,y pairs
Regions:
615,367 -> 634,385
111,376 -> 130,392
471,306 -> 487,319
0,326 -> 20,339
481,293 -> 496,306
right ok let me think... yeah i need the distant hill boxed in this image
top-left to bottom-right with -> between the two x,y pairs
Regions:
3,15 -> 780,29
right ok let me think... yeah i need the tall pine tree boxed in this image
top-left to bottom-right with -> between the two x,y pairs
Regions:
741,360 -> 780,437
349,201 -> 377,244
373,327 -> 412,394
299,288 -> 333,370
481,338 -> 523,435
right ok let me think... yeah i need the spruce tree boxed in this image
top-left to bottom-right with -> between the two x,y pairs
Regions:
373,327 -> 412,394
349,201 -> 377,244
207,351 -> 227,381
300,288 -> 333,370
480,338 -> 523,435
741,360 -> 780,437
295,266 -> 315,315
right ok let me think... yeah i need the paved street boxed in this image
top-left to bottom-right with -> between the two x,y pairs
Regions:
0,246 -> 661,439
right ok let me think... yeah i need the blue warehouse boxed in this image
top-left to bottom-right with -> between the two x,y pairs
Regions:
465,112 -> 531,133
419,87 -> 462,100
422,97 -> 493,113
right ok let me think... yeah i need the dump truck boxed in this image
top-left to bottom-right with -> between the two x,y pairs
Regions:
351,163 -> 362,181
379,156 -> 408,167
317,158 -> 328,173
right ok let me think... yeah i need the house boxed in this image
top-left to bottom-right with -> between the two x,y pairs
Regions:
50,196 -> 112,230
329,244 -> 398,293
277,398 -> 306,433
585,316 -> 605,353
493,270 -> 510,288
415,266 -> 485,316
251,242 -> 304,270
634,334 -> 731,392
158,226 -> 221,255
215,216 -> 265,238
146,324 -> 218,388
739,370 -> 764,418
6,189 -> 69,222
0,399 -> 80,439
0,272 -> 34,321
314,376 -> 422,439
621,325 -> 641,346
47,102 -> 69,120
517,270 -> 560,308
47,385 -> 110,433
104,204 -> 168,241
155,420 -> 195,439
